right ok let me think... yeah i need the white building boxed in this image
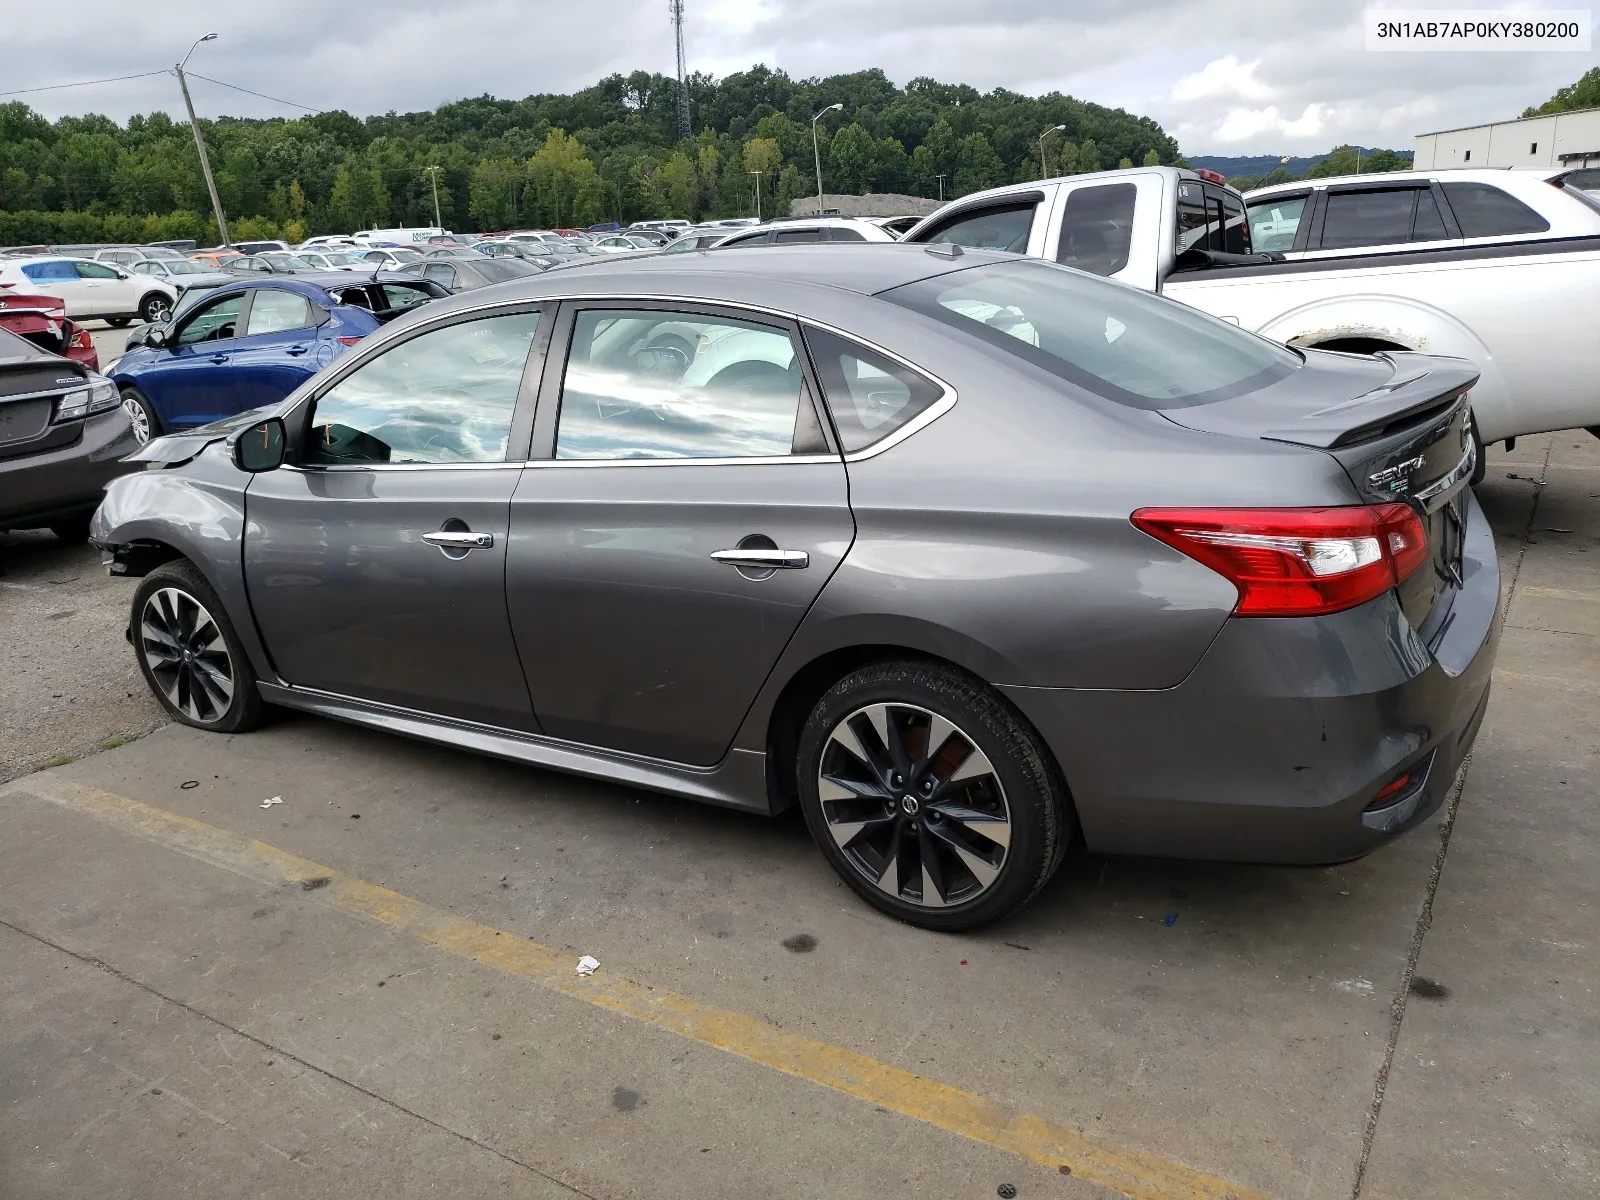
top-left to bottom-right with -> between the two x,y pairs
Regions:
1414,108 -> 1600,170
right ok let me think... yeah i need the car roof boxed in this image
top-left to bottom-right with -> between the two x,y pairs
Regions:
1243,167 -> 1551,199
420,243 -> 1022,320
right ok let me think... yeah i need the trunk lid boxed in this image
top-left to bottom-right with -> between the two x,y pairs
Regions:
1160,348 -> 1479,635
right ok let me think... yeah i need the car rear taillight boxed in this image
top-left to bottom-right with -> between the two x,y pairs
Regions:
336,336 -> 363,347
71,327 -> 92,349
1130,504 -> 1428,617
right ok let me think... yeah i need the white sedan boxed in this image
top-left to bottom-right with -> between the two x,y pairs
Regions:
0,256 -> 178,327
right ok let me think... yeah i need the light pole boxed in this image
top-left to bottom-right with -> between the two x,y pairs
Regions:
423,166 -> 444,228
935,173 -> 946,202
175,33 -> 229,248
1039,124 -> 1066,178
811,103 -> 842,216
749,170 -> 764,220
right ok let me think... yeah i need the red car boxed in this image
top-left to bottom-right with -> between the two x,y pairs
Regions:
0,292 -> 99,371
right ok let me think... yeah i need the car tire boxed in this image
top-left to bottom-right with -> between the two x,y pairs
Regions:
106,317 -> 132,328
48,514 -> 93,544
119,387 -> 159,445
139,293 -> 172,323
796,660 -> 1074,931
131,560 -> 265,734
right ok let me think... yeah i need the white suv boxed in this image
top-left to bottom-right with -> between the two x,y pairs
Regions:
0,256 -> 178,327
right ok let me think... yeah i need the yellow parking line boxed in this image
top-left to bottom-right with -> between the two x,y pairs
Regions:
3,775 -> 1268,1200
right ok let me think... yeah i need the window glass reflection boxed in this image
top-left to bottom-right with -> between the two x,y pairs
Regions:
556,310 -> 805,460
306,311 -> 540,465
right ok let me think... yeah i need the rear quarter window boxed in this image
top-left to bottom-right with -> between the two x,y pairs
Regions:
882,259 -> 1298,410
1440,182 -> 1551,237
1055,183 -> 1136,276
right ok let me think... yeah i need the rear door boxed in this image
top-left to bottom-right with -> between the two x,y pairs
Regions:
20,261 -> 89,315
229,287 -> 324,412
506,301 -> 854,765
244,304 -> 550,728
1303,183 -> 1460,260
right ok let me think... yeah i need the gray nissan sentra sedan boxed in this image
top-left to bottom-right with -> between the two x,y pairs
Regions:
91,245 -> 1498,930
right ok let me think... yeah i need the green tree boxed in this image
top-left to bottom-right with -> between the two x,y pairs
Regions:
1525,67 -> 1600,116
1077,138 -> 1101,173
469,157 -> 522,229
526,128 -> 599,226
659,149 -> 699,217
828,122 -> 877,193
330,158 -> 390,230
1142,148 -> 1161,167
954,132 -> 1003,194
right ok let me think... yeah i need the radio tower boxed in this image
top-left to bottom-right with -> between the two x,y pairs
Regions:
669,0 -> 691,139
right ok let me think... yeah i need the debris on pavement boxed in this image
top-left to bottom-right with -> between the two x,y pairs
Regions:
1164,913 -> 1178,927
576,955 -> 600,977
260,795 -> 283,809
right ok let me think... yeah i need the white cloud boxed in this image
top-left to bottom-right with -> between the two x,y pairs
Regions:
1212,103 -> 1328,144
1170,55 -> 1274,103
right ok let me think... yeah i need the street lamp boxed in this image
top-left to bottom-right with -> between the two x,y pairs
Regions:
750,170 -> 764,220
812,103 -> 843,216
423,166 -> 444,228
174,33 -> 230,248
935,173 -> 947,202
1039,124 -> 1066,179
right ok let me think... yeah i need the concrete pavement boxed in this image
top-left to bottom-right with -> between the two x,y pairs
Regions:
1,431 -> 1596,1199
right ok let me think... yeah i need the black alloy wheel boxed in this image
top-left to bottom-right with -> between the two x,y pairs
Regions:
797,661 -> 1073,930
131,561 -> 264,732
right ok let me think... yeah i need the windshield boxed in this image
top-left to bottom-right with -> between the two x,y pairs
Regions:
882,260 -> 1299,410
165,259 -> 207,274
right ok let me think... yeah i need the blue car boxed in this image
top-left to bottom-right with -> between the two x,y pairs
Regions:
111,273 -> 446,444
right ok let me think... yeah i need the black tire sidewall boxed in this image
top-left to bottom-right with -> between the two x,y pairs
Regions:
796,662 -> 1069,931
131,561 -> 262,733
139,294 -> 171,323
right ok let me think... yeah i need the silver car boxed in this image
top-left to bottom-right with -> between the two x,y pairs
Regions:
90,246 -> 1498,930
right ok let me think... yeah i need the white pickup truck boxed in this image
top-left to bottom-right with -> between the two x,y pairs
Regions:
901,165 -> 1600,457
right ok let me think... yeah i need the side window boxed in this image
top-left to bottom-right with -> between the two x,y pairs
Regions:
723,232 -> 770,247
556,308 -> 810,460
1055,182 -> 1136,276
22,260 -> 79,282
1440,182 -> 1551,237
75,261 -> 120,279
305,311 -> 541,466
374,283 -> 435,313
176,294 -> 245,345
131,262 -> 158,275
1318,188 -> 1435,249
423,264 -> 458,288
774,228 -> 823,244
827,226 -> 867,242
1176,181 -> 1219,252
1246,192 -> 1309,253
244,289 -> 314,336
1412,188 -> 1449,241
1219,192 -> 1251,254
804,326 -> 944,454
920,202 -> 1035,252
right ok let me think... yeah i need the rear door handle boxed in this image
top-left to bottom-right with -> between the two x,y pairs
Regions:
285,344 -> 308,356
422,530 -> 494,548
711,548 -> 809,569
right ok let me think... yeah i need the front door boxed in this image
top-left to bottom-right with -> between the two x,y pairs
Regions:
244,306 -> 546,730
507,303 -> 855,766
152,291 -> 246,429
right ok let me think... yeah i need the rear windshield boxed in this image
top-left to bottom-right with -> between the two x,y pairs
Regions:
881,260 -> 1299,410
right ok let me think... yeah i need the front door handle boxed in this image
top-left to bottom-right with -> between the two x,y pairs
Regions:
711,548 -> 809,569
423,530 -> 494,549
285,344 -> 308,356
210,354 -> 229,364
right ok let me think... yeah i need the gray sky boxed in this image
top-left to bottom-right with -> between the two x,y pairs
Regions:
6,1 -> 1596,156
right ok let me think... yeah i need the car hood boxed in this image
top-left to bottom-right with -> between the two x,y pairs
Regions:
123,406 -> 282,468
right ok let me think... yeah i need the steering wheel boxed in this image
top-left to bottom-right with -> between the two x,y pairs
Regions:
628,334 -> 694,379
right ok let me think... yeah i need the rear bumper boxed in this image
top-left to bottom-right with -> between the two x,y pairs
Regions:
0,408 -> 140,531
1002,489 -> 1500,864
